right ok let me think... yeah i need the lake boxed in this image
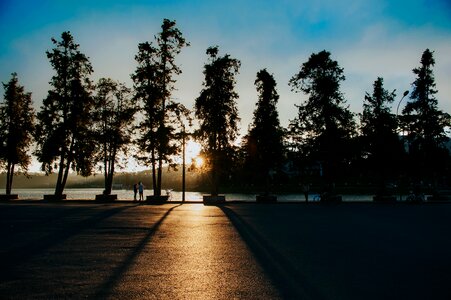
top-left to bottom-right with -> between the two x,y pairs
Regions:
8,188 -> 376,202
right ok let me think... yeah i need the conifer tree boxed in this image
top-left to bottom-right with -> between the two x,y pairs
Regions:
132,19 -> 188,197
195,46 -> 241,195
93,78 -> 135,195
35,31 -> 95,198
360,77 -> 402,195
402,49 -> 451,183
243,69 -> 284,192
289,50 -> 355,196
0,73 -> 35,195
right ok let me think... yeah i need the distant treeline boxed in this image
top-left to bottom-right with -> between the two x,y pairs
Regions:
0,168 -> 204,191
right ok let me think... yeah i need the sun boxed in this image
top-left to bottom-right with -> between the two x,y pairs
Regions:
186,140 -> 202,160
172,140 -> 204,166
194,156 -> 204,168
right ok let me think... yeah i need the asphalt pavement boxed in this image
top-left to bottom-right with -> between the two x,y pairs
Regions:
0,201 -> 450,299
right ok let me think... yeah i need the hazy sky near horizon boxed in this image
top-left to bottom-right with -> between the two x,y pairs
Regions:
1,0 -> 451,136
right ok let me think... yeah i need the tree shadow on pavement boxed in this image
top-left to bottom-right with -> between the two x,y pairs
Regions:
0,204 -> 133,279
218,205 -> 326,300
94,203 -> 182,298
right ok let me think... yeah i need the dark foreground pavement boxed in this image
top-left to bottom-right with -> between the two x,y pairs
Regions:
0,202 -> 450,299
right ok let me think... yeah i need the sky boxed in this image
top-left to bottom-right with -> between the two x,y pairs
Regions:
1,0 -> 451,140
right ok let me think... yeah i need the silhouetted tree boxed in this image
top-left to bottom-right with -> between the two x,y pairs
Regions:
0,73 -> 35,195
360,77 -> 402,195
35,31 -> 96,198
289,50 -> 355,197
132,19 -> 189,197
243,69 -> 284,193
195,46 -> 241,195
402,49 -> 451,185
93,78 -> 135,195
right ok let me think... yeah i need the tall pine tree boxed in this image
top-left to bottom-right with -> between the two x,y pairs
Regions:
243,69 -> 284,193
289,50 -> 355,198
35,31 -> 96,199
93,78 -> 136,196
132,19 -> 188,197
0,73 -> 35,196
402,49 -> 450,185
360,77 -> 402,196
195,46 -> 241,195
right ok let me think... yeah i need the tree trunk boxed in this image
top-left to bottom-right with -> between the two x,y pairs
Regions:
8,163 -> 15,195
105,173 -> 113,195
182,132 -> 186,202
104,149 -> 116,195
55,152 -> 66,196
5,161 -> 11,195
60,158 -> 71,196
156,158 -> 162,196
103,141 -> 108,194
156,50 -> 167,198
5,161 -> 14,195
151,148 -> 157,196
264,167 -> 270,196
56,137 -> 74,197
211,149 -> 219,196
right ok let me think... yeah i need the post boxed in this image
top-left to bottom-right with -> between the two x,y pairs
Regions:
182,125 -> 186,202
396,90 -> 409,116
396,90 -> 409,202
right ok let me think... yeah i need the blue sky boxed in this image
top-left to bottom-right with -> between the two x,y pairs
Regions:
1,0 -> 451,135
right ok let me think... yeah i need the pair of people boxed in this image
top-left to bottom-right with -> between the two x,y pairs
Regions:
133,182 -> 144,202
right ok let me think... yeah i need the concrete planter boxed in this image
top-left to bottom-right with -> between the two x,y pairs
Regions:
256,195 -> 277,203
0,194 -> 19,201
203,195 -> 226,205
43,194 -> 67,201
373,195 -> 397,203
146,195 -> 169,204
95,194 -> 118,202
320,194 -> 342,203
427,195 -> 451,202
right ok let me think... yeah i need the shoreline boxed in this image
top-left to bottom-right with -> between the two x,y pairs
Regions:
1,198 -> 450,204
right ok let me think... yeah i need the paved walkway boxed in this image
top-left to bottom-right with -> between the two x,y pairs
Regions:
0,203 -> 280,299
0,202 -> 450,299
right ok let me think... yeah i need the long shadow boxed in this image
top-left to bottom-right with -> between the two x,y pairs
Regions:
219,205 -> 326,300
94,203 -> 182,298
0,204 -> 133,280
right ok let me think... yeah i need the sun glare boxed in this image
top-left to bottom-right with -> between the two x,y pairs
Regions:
194,156 -> 204,168
172,140 -> 203,166
186,140 -> 202,160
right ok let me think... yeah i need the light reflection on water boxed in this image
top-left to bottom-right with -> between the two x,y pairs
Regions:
10,188 -> 375,202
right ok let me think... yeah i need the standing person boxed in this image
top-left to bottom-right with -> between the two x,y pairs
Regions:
138,181 -> 144,202
133,183 -> 138,201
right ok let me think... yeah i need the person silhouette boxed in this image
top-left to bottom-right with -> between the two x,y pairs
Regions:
138,181 -> 144,202
303,183 -> 310,203
133,183 -> 138,201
